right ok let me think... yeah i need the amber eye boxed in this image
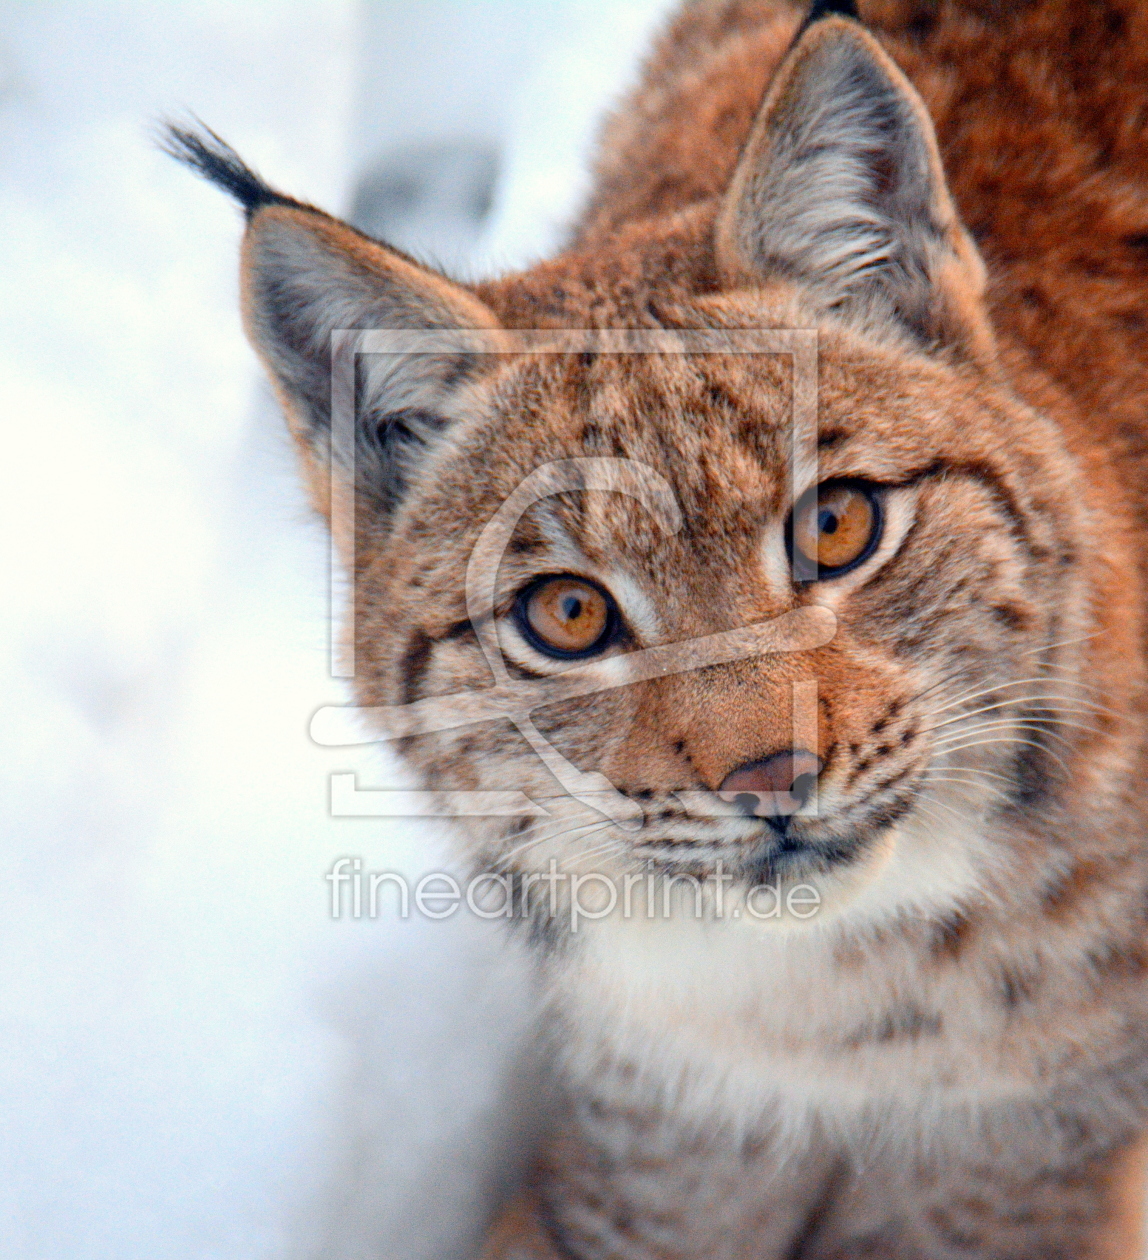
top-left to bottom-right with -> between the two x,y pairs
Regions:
514,575 -> 618,658
789,482 -> 882,581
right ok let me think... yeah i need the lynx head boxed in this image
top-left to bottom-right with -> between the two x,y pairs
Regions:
167,11 -> 1137,936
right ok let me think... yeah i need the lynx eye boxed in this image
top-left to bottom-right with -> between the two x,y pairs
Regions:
789,482 -> 882,581
514,575 -> 618,658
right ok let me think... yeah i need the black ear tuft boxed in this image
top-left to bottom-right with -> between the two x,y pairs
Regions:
159,121 -> 306,220
796,0 -> 861,37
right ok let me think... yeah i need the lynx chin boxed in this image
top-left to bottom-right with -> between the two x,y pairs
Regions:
167,0 -> 1148,1255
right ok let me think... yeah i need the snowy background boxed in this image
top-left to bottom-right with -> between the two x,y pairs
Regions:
0,2 -> 671,1256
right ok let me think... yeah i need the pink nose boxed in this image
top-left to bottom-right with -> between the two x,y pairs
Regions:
718,750 -> 822,826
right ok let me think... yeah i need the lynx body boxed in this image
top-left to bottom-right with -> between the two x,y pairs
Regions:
170,0 -> 1148,1254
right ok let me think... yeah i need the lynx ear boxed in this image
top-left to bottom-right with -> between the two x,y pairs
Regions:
715,16 -> 993,359
163,126 -> 503,516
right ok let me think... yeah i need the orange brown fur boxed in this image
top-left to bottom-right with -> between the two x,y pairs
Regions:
170,1 -> 1148,1255
479,2 -> 1148,1252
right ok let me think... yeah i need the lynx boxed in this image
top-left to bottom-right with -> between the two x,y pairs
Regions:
167,0 -> 1148,1254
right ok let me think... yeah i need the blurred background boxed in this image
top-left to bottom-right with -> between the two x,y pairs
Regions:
0,2 -> 672,1256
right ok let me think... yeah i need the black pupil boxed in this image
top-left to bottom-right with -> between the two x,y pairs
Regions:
560,594 -> 584,622
818,507 -> 840,536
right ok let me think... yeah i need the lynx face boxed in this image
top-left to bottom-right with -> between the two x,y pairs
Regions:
352,314 -> 1100,927
168,13 -> 1130,929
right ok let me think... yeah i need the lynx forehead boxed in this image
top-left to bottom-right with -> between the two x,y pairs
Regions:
170,0 -> 1148,1254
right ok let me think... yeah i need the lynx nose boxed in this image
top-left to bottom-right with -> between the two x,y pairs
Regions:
718,750 -> 822,836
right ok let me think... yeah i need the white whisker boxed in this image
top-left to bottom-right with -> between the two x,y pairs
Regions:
918,772 -> 1011,803
936,735 -> 1072,775
920,765 -> 1015,786
560,835 -> 628,872
1018,630 -> 1102,657
500,814 -> 612,865
925,698 -> 1109,734
928,677 -> 1111,718
931,718 -> 1100,749
911,794 -> 969,827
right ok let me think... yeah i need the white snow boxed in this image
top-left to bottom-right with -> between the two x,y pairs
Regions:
0,1 -> 674,1256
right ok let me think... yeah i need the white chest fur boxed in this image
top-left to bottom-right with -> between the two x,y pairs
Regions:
554,881 -> 1033,1142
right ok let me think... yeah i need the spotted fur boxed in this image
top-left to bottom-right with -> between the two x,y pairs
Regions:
170,0 -> 1148,1255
